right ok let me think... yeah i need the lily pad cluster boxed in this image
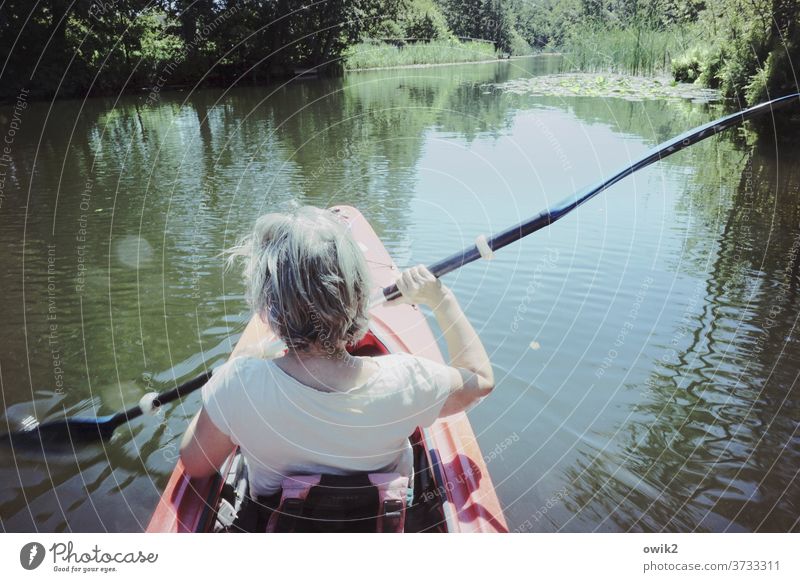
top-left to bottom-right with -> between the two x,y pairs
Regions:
490,73 -> 721,103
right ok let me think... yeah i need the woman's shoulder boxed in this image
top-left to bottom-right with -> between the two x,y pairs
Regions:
214,354 -> 269,376
370,352 -> 416,370
375,352 -> 444,367
365,353 -> 454,423
205,356 -> 270,394
371,353 -> 451,384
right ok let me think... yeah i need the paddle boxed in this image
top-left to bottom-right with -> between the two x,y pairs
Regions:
3,370 -> 212,445
375,92 -> 800,303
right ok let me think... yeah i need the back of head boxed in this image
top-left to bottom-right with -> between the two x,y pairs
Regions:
229,206 -> 371,351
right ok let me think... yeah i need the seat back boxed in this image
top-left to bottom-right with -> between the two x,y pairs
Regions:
266,473 -> 408,533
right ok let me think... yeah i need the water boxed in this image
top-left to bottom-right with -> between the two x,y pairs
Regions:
1,56 -> 798,532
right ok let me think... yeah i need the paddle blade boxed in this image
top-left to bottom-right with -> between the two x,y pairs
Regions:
1,415 -> 117,447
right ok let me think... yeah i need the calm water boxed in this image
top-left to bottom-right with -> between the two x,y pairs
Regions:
1,56 -> 798,532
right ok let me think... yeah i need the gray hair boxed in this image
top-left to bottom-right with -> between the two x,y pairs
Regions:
227,206 -> 371,351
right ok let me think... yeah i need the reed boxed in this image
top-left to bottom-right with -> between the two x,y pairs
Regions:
560,23 -> 693,77
343,39 -> 499,70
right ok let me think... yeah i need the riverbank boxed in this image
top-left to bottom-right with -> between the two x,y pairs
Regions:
346,56 -> 513,72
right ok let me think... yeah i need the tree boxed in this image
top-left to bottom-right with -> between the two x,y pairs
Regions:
441,0 -> 518,51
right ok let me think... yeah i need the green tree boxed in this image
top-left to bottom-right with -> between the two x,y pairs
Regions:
442,0 -> 517,51
0,0 -> 408,100
404,0 -> 451,40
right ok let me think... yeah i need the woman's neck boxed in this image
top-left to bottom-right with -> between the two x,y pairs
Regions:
277,343 -> 377,393
285,344 -> 350,362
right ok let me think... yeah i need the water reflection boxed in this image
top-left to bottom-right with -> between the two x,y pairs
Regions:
559,136 -> 800,532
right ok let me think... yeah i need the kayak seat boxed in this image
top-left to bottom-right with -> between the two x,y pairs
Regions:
265,473 -> 409,533
213,431 -> 445,533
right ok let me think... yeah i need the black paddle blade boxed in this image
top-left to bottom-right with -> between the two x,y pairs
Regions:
1,415 -> 116,448
0,370 -> 212,450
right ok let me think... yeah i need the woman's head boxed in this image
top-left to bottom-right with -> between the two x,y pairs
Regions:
230,206 -> 371,352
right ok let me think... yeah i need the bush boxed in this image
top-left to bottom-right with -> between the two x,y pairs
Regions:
672,54 -> 700,82
696,46 -> 723,89
744,47 -> 799,105
718,50 -> 759,101
508,29 -> 533,56
745,56 -> 772,105
690,0 -> 800,105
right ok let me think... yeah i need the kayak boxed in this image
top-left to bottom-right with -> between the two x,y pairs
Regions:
146,205 -> 507,533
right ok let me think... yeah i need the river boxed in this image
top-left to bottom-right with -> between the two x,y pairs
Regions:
1,56 -> 798,532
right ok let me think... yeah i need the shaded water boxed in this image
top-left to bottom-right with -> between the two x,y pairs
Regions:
0,56 -> 798,532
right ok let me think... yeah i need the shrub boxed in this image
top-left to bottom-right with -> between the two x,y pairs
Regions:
672,52 -> 701,82
508,29 -> 533,56
697,46 -> 724,89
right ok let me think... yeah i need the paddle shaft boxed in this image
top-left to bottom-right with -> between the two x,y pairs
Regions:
107,370 -> 213,430
379,92 -> 800,302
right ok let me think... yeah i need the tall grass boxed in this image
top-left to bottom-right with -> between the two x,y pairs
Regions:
344,39 -> 499,70
560,23 -> 694,77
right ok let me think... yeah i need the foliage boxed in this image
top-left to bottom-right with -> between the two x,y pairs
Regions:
0,0 -> 406,100
2,0 -> 797,105
402,0 -> 452,41
671,46 -> 704,82
507,27 -> 532,56
2,2 -> 187,98
517,0 -> 799,106
512,0 -> 583,49
684,0 -> 800,105
441,0 -> 518,52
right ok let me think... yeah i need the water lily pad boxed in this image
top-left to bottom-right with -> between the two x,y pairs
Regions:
493,73 -> 720,103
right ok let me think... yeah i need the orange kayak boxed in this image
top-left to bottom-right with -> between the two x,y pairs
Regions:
146,206 -> 507,533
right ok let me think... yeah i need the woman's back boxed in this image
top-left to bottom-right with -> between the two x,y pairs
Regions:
201,353 -> 452,497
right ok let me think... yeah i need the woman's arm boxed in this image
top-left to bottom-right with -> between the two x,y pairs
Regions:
180,314 -> 275,477
180,310 -> 277,477
394,265 -> 495,415
179,408 -> 236,478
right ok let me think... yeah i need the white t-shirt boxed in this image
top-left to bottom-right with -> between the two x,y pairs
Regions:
201,353 -> 453,497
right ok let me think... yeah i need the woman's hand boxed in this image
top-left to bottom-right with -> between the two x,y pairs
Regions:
392,265 -> 451,308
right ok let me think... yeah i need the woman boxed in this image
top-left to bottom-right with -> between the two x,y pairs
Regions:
180,206 -> 494,500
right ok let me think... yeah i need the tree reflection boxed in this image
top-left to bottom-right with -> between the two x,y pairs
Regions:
562,133 -> 800,532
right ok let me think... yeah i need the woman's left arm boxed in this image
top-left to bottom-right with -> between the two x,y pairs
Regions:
180,314 -> 271,477
179,408 -> 236,478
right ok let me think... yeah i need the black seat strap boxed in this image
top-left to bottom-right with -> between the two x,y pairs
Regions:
274,498 -> 305,533
381,499 -> 404,533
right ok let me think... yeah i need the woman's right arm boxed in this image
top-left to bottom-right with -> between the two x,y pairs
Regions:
180,408 -> 235,478
394,266 -> 495,416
